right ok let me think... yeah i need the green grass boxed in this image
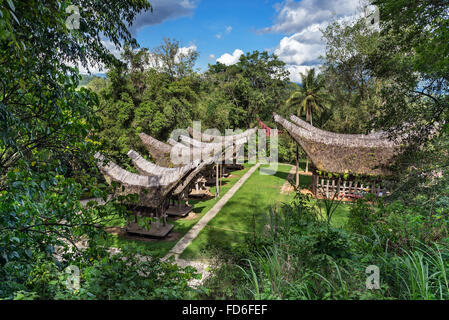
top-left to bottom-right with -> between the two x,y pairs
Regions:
329,202 -> 351,228
313,200 -> 352,228
98,160 -> 351,259
288,160 -> 351,228
98,163 -> 254,257
180,164 -> 293,259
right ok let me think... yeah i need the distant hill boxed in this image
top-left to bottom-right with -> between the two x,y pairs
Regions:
78,74 -> 106,87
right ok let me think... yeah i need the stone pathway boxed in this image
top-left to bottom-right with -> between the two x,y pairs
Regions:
166,162 -> 261,258
163,163 -> 261,285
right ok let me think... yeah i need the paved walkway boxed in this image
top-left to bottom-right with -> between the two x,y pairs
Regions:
165,163 -> 261,259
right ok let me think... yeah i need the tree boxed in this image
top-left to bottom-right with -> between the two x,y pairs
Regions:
321,18 -> 382,134
85,76 -> 109,93
95,41 -> 202,164
0,0 -> 151,182
366,0 -> 449,194
151,38 -> 199,80
286,68 -> 326,178
0,0 -> 151,299
368,0 -> 448,140
286,68 -> 326,126
206,51 -> 290,129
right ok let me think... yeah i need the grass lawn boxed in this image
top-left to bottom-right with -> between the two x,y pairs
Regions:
98,159 -> 352,259
179,161 -> 351,259
98,163 -> 254,257
312,199 -> 352,228
293,160 -> 351,228
180,164 -> 293,259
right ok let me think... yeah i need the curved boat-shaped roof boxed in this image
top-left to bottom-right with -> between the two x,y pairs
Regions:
273,113 -> 398,176
127,150 -> 199,177
94,152 -> 191,207
289,115 -> 391,144
180,135 -> 248,149
179,135 -> 247,162
172,156 -> 216,195
127,149 -> 213,196
187,127 -> 257,143
139,133 -> 176,167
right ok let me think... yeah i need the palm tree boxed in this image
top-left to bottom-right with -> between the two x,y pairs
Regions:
286,68 -> 326,185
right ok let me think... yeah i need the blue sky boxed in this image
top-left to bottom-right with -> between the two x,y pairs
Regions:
93,0 -> 364,81
134,0 -> 284,72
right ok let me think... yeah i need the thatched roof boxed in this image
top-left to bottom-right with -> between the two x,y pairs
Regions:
140,129 -> 256,166
172,156 -> 216,195
127,150 -> 198,177
139,133 -> 176,167
289,115 -> 391,144
94,152 -> 192,207
178,135 -> 247,162
187,127 -> 257,143
127,149 -> 211,196
166,137 -> 204,164
273,113 -> 399,176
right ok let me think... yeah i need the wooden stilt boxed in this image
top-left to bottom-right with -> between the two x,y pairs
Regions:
215,164 -> 219,198
295,145 -> 299,187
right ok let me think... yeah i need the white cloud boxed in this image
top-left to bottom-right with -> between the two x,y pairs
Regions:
261,0 -> 362,82
260,0 -> 359,34
130,0 -> 197,34
208,54 -> 215,60
177,43 -> 197,57
216,49 -> 244,66
77,40 -> 123,74
216,26 -> 233,40
285,64 -> 321,83
274,23 -> 326,67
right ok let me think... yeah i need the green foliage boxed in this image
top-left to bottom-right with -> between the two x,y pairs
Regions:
6,251 -> 203,300
205,200 -> 364,300
366,0 -> 449,190
285,68 -> 326,126
94,45 -> 293,163
320,18 -> 382,134
204,51 -> 291,129
0,0 -> 184,300
1,0 -> 447,301
84,76 -> 109,92
151,37 -> 199,80
69,253 -> 203,300
206,183 -> 449,300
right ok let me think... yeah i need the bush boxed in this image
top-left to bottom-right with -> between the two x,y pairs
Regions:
5,251 -> 203,300
206,190 -> 449,300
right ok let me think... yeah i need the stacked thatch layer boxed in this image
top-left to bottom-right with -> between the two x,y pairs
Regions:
94,152 -> 196,208
98,128 -> 256,209
139,133 -> 175,167
179,135 -> 248,163
187,127 -> 257,143
127,149 -> 213,197
274,113 -> 399,177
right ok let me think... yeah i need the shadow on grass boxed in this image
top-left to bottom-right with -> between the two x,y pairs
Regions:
180,164 -> 292,259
